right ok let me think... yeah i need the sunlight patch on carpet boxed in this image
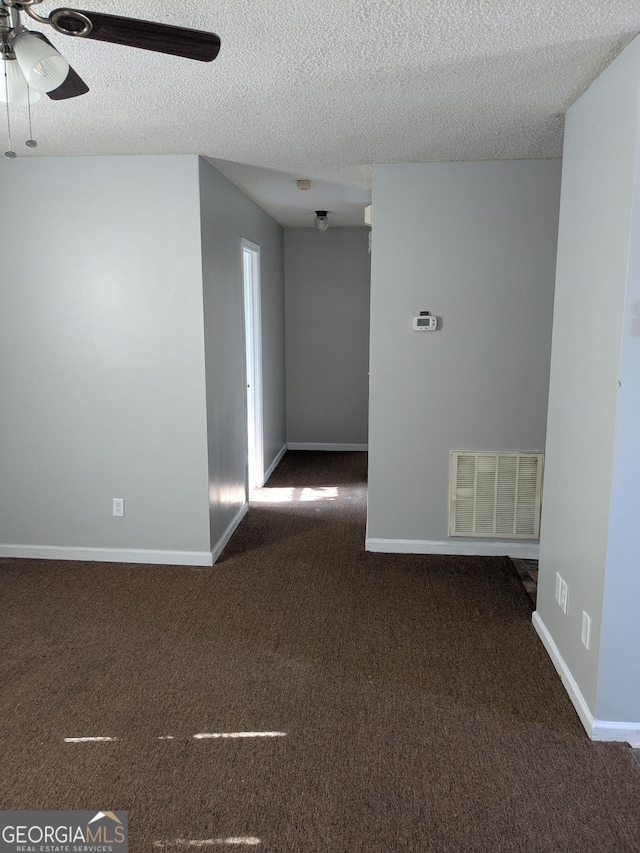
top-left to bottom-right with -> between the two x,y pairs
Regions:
64,736 -> 117,743
153,839 -> 261,847
63,732 -> 285,742
250,486 -> 338,503
192,731 -> 286,739
250,487 -> 295,502
300,487 -> 338,501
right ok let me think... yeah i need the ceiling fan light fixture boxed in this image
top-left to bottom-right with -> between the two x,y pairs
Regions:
1,56 -> 40,105
315,210 -> 329,232
11,29 -> 69,93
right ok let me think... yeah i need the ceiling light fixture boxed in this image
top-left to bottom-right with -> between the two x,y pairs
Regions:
315,210 -> 329,232
11,28 -> 69,92
2,29 -> 43,156
1,4 -> 66,156
0,5 -> 70,110
1,52 -> 40,106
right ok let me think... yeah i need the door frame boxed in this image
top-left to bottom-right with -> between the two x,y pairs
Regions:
241,238 -> 264,490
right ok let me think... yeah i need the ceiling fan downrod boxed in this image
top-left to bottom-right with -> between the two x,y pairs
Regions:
0,1 -> 93,36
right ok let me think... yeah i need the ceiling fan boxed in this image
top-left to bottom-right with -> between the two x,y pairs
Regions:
0,0 -> 221,104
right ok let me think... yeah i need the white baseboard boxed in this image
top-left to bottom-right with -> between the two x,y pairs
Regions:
263,443 -> 287,484
0,502 -> 251,567
287,442 -> 368,451
0,543 -> 213,566
210,501 -> 249,564
365,537 -> 539,558
532,611 -> 595,737
532,611 -> 640,744
591,719 -> 640,743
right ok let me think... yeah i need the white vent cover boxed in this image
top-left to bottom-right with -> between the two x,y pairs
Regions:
449,451 -> 544,539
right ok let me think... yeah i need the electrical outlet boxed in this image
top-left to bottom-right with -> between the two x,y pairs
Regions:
112,498 -> 124,517
581,611 -> 591,650
559,579 -> 568,614
555,572 -> 562,605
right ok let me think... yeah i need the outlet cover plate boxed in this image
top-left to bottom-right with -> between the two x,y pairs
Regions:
559,579 -> 568,614
581,611 -> 591,649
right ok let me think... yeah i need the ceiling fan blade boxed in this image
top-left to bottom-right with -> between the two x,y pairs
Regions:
51,9 -> 221,62
47,64 -> 89,99
32,33 -> 89,99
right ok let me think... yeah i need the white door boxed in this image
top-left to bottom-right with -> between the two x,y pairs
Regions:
242,239 -> 264,490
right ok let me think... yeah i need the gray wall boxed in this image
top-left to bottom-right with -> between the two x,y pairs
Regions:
367,160 -> 562,550
0,155 -> 212,561
537,35 -> 640,728
284,227 -> 371,446
199,159 -> 286,548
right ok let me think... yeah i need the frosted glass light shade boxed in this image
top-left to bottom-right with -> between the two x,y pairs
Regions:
0,58 -> 41,105
314,211 -> 329,232
12,30 -> 69,93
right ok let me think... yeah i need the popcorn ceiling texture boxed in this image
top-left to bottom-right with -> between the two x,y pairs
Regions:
6,0 -> 640,224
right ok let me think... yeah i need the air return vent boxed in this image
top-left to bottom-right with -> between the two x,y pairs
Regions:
449,451 -> 543,539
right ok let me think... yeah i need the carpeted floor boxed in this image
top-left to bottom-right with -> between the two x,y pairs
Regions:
1,450 -> 639,852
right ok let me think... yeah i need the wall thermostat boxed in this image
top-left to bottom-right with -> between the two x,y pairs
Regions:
413,314 -> 438,331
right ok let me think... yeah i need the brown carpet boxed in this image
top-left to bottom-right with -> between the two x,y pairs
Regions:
1,450 -> 639,852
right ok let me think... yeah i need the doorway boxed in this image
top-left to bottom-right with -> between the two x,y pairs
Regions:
242,238 -> 264,490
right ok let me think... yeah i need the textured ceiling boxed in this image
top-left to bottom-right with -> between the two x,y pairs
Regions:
4,1 -> 640,226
